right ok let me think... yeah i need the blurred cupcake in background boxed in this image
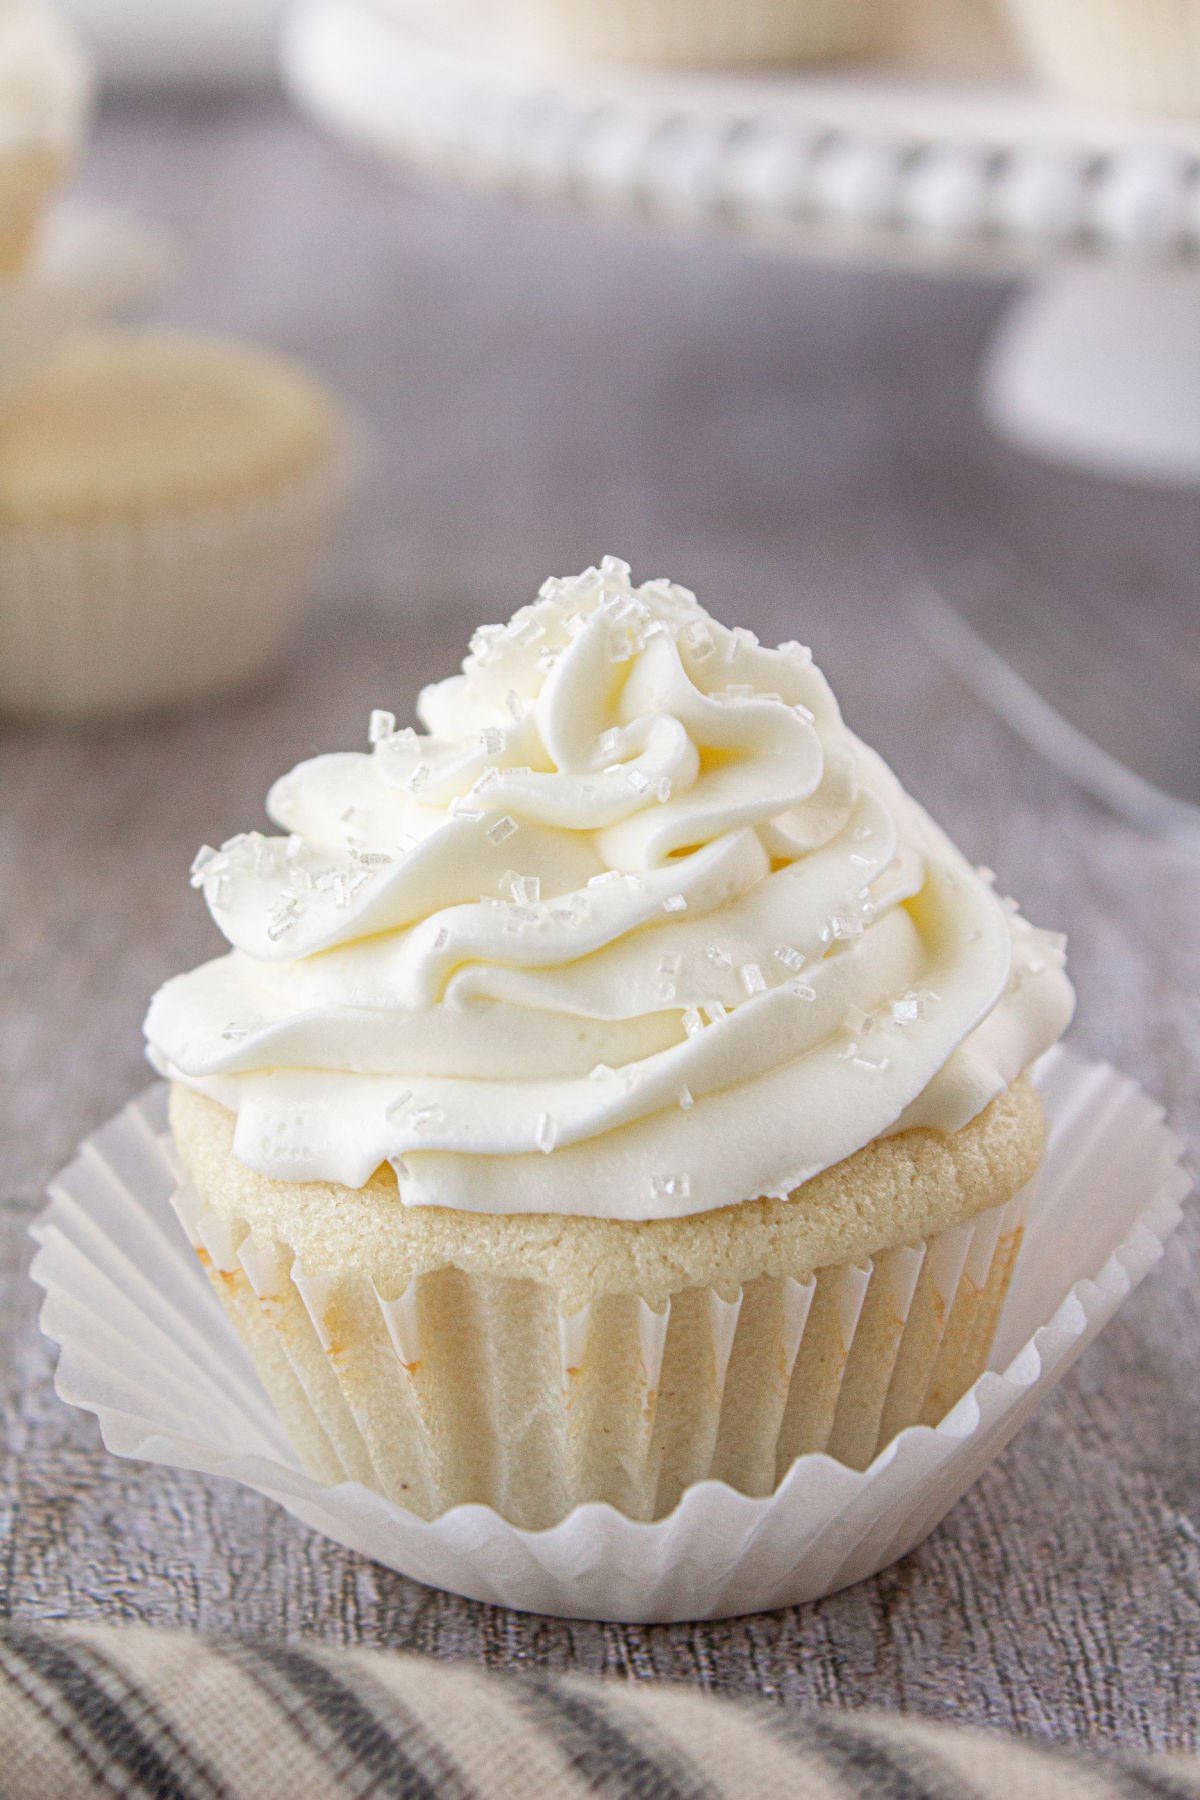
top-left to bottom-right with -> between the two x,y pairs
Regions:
0,0 -> 90,274
1001,0 -> 1200,116
0,328 -> 345,720
519,0 -> 898,68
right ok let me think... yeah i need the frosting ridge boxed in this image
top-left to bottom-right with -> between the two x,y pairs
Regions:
146,559 -> 1073,1217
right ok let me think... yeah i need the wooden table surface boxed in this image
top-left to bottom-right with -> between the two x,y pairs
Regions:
2,93 -> 1198,1753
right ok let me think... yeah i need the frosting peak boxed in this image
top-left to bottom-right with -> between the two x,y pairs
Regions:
146,559 -> 1073,1218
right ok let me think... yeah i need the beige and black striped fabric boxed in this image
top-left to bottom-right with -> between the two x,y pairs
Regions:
0,1620 -> 1196,1799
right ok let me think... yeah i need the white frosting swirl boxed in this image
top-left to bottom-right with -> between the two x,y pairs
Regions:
0,2 -> 91,157
146,560 -> 1073,1219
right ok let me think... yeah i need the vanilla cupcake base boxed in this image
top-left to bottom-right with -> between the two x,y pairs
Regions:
522,0 -> 895,68
0,450 -> 343,720
170,1079 -> 1040,1529
1003,0 -> 1200,117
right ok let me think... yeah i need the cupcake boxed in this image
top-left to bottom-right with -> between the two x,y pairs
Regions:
147,560 -> 1074,1529
1001,0 -> 1200,116
0,327 -> 344,720
0,1 -> 91,274
518,0 -> 896,68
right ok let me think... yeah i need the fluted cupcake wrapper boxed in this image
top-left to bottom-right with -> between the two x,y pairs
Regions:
522,0 -> 894,68
170,1181 -> 1027,1530
0,445 -> 345,720
30,1049 -> 1190,1621
1002,0 -> 1200,118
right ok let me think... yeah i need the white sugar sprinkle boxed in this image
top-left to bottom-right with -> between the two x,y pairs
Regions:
535,1112 -> 558,1153
486,816 -> 518,845
703,1001 -> 728,1024
829,914 -> 863,941
598,727 -> 621,758
220,1024 -> 248,1041
892,996 -> 924,1024
682,620 -> 715,661
588,1063 -> 614,1081
662,893 -> 687,914
189,845 -> 217,887
407,764 -> 431,791
650,1173 -> 691,1201
479,727 -> 505,755
677,1085 -> 695,1112
506,690 -> 524,722
472,767 -> 499,795
774,945 -> 805,971
502,871 -> 540,904
741,962 -> 767,995
682,1007 -> 705,1038
628,769 -> 651,794
705,946 -> 733,970
433,927 -> 449,950
657,954 -> 681,976
789,981 -> 817,1001
368,709 -> 396,744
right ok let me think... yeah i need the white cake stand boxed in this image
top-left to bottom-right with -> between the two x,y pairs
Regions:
282,0 -> 1200,483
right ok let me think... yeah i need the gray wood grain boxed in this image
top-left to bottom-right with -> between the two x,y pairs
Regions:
2,93 -> 1197,1752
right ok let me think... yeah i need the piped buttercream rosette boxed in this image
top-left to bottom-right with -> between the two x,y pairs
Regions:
146,560 -> 1073,1219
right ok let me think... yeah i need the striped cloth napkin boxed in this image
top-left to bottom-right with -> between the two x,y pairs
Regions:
0,1620 -> 1194,1799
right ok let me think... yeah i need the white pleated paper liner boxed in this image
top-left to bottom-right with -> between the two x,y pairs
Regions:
30,1050 -> 1190,1623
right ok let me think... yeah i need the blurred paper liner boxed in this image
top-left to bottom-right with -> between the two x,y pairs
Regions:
31,1050 -> 1189,1622
0,444 -> 346,719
